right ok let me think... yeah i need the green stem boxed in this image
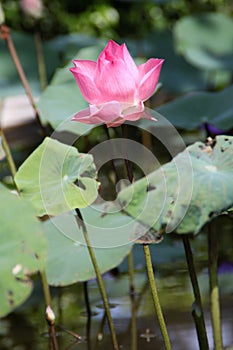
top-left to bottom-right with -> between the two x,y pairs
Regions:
76,210 -> 119,350
40,270 -> 52,307
0,25 -> 45,135
128,251 -> 135,295
105,125 -> 136,297
104,126 -> 120,184
182,235 -> 209,349
95,311 -> 107,347
208,222 -> 223,350
34,31 -> 47,91
143,244 -> 171,350
0,128 -> 17,178
141,129 -> 153,151
121,124 -> 136,297
41,271 -> 58,350
121,124 -> 134,182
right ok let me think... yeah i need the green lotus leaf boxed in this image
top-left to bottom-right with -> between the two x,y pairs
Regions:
44,204 -> 133,285
14,137 -> 99,216
0,184 -> 46,317
118,135 -> 233,235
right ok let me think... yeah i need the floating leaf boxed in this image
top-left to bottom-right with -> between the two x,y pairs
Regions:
0,184 -> 46,317
14,137 -> 99,216
118,136 -> 233,235
157,85 -> 233,131
44,204 -> 133,285
174,13 -> 233,71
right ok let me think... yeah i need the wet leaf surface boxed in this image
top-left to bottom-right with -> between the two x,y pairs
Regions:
118,135 -> 233,235
44,205 -> 133,285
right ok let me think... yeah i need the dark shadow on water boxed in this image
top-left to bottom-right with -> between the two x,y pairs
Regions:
0,262 -> 233,350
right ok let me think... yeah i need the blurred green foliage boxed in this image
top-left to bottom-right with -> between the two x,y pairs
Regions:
1,0 -> 233,39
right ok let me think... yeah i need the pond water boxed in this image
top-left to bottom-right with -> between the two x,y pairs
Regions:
1,122 -> 233,350
0,240 -> 233,350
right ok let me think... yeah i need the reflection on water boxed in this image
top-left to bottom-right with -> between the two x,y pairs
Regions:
1,114 -> 233,350
1,229 -> 233,349
0,265 -> 232,350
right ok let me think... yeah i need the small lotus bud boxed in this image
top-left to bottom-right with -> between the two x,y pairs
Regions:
0,3 -> 5,25
46,305 -> 55,324
97,332 -> 103,341
12,264 -> 22,275
20,0 -> 43,19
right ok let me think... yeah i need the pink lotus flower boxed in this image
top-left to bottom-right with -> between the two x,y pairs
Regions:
70,40 -> 164,127
20,0 -> 43,19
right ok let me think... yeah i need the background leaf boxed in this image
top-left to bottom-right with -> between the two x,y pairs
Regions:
174,13 -> 233,71
141,30 -> 209,94
0,184 -> 46,317
157,85 -> 233,131
14,137 -> 99,216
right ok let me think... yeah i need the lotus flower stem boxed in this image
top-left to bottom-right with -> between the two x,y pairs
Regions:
121,124 -> 134,182
0,24 -> 45,134
208,222 -> 223,350
95,311 -> 107,345
76,209 -> 119,350
46,305 -> 59,350
182,235 -> 209,349
41,271 -> 57,349
121,124 -> 136,295
105,124 -> 135,295
143,244 -> 171,350
40,270 -> 52,307
104,126 -> 120,183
